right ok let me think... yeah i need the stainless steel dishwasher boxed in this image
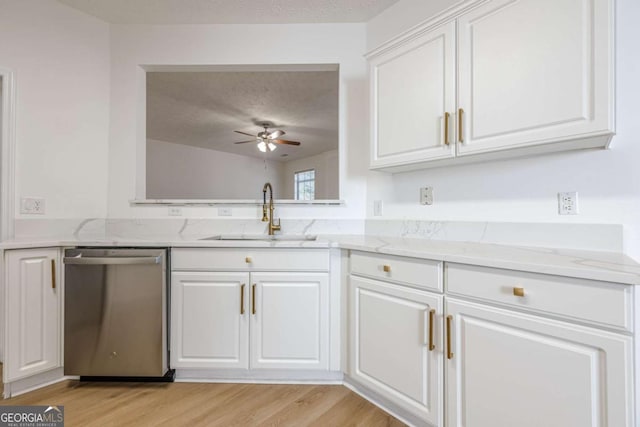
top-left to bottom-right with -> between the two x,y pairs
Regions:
64,248 -> 173,380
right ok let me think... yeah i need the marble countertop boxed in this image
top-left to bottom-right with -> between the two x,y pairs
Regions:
2,234 -> 639,285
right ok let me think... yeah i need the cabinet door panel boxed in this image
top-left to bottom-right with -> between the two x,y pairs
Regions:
350,276 -> 443,425
5,249 -> 61,382
445,298 -> 634,427
370,22 -> 456,168
171,272 -> 249,369
250,273 -> 328,370
458,0 -> 613,154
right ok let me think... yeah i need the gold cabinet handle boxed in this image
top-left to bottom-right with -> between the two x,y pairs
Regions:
382,265 -> 391,273
245,256 -> 252,264
240,284 -> 245,314
513,287 -> 525,297
444,112 -> 450,145
51,259 -> 56,289
428,309 -> 436,351
251,284 -> 256,315
446,315 -> 454,360
458,108 -> 464,143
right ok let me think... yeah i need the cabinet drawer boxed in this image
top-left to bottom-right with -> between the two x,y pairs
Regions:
171,248 -> 329,272
350,251 -> 442,292
446,263 -> 633,332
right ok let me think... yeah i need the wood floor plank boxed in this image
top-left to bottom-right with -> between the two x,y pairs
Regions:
0,365 -> 405,427
259,385 -> 353,426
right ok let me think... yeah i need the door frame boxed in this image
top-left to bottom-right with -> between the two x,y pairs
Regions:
0,67 -> 16,241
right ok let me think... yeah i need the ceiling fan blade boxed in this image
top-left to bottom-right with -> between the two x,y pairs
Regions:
233,140 -> 256,144
267,130 -> 285,139
234,130 -> 256,137
272,139 -> 301,146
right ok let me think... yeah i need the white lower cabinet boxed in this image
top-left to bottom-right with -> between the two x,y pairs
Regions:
444,298 -> 634,427
171,272 -> 249,369
349,275 -> 443,426
170,249 -> 330,374
4,248 -> 62,382
348,251 -> 636,427
251,272 -> 328,370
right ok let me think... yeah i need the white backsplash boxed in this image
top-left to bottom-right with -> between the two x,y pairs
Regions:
14,218 -> 106,239
104,218 -> 365,239
366,220 -> 623,253
13,218 -> 365,240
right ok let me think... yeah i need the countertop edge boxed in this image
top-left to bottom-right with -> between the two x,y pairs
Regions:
2,236 -> 639,286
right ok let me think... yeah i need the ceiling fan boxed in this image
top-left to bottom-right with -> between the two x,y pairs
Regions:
234,124 -> 301,152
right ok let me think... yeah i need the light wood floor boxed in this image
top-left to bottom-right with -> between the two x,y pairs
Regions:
0,372 -> 405,426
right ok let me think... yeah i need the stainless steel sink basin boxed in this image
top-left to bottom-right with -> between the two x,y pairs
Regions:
199,234 -> 317,241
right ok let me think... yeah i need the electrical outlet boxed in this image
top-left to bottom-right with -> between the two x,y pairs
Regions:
373,200 -> 383,216
20,197 -> 45,214
168,206 -> 182,216
420,187 -> 433,205
558,192 -> 578,215
218,207 -> 232,216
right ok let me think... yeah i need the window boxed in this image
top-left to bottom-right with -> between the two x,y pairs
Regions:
294,170 -> 315,201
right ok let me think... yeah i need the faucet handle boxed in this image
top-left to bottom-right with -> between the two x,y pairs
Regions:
273,218 -> 281,231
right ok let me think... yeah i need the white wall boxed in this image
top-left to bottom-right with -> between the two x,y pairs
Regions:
0,0 -> 110,219
146,139 -> 285,199
366,0 -> 640,260
282,149 -> 339,200
108,23 -> 368,218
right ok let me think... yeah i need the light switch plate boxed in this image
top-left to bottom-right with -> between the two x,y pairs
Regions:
20,197 -> 45,214
373,200 -> 383,216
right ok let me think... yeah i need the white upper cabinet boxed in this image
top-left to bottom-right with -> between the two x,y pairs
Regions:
368,0 -> 614,172
370,22 -> 457,168
457,0 -> 614,155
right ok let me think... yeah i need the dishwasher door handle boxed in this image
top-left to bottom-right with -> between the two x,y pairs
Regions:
64,256 -> 162,265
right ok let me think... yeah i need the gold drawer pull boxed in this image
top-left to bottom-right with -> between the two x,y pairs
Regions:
513,287 -> 525,297
245,257 -> 252,264
458,108 -> 464,143
428,309 -> 436,351
51,259 -> 56,289
240,284 -> 245,314
252,284 -> 257,315
444,112 -> 450,145
383,265 -> 391,273
446,315 -> 454,360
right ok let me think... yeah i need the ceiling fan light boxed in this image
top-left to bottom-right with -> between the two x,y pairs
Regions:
257,141 -> 267,152
267,142 -> 277,152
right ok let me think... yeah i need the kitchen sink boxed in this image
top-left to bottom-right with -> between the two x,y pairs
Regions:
199,234 -> 318,241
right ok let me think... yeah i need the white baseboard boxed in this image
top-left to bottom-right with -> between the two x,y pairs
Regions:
343,375 -> 430,427
175,368 -> 343,383
3,368 -> 66,399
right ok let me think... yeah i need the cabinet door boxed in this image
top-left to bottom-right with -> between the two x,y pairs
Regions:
445,298 -> 634,427
250,272 -> 328,370
370,21 -> 456,169
457,0 -> 614,155
350,276 -> 443,425
5,248 -> 61,382
171,272 -> 249,369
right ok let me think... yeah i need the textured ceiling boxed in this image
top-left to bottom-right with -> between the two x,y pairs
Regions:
146,69 -> 339,162
56,0 -> 400,24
